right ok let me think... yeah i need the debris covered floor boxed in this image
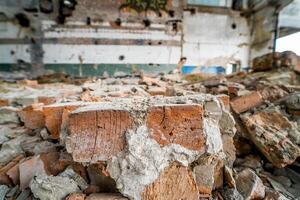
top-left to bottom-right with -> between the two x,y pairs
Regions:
0,51 -> 299,200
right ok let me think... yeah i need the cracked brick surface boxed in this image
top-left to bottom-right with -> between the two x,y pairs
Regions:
67,109 -> 133,163
146,104 -> 205,151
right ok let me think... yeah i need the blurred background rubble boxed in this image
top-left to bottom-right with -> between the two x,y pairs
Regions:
0,0 -> 300,200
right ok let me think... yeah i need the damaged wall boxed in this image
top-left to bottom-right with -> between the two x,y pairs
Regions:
182,10 -> 250,69
0,0 -> 295,76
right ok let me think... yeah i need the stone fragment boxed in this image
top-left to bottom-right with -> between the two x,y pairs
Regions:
18,103 -> 45,129
238,155 -> 263,170
86,193 -> 127,200
0,155 -> 23,185
236,168 -> 265,200
0,107 -> 19,124
222,134 -> 236,167
142,164 -> 199,200
6,163 -> 19,185
15,188 -> 31,200
230,92 -> 263,114
221,187 -> 243,200
59,167 -> 88,191
146,104 -> 205,151
264,187 -> 289,200
193,156 -> 223,195
67,105 -> 133,163
259,85 -> 288,102
66,193 -> 86,200
224,166 -> 236,188
242,111 -> 300,167
0,135 -> 29,166
0,99 -> 9,107
30,173 -> 80,200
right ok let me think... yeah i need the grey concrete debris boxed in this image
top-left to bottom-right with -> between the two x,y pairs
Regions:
0,134 -> 29,166
286,93 -> 300,110
221,187 -> 244,200
0,185 -> 10,200
16,189 -> 31,200
0,107 -> 19,124
108,125 -> 201,200
30,173 -> 80,200
59,167 -> 88,191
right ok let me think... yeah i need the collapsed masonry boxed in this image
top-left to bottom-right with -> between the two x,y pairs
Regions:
0,50 -> 299,200
64,95 -> 234,200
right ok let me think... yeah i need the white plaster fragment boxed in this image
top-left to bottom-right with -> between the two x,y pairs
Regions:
204,118 -> 223,154
107,125 -> 201,200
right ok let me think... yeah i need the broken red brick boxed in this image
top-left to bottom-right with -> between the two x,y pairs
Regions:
230,91 -> 263,114
6,163 -> 20,185
67,107 -> 133,162
0,99 -> 9,107
146,104 -> 205,151
18,103 -> 45,129
0,155 -> 23,185
43,102 -> 91,139
19,155 -> 47,189
142,164 -> 199,200
222,134 -> 236,167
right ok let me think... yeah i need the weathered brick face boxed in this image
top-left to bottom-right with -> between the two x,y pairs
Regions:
68,109 -> 133,163
230,91 -> 263,114
146,104 -> 205,151
142,164 -> 199,200
18,103 -> 45,129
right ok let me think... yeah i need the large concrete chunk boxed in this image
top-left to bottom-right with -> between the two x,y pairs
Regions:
67,105 -> 133,163
30,173 -> 80,200
242,111 -> 300,167
142,164 -> 199,200
146,104 -> 205,151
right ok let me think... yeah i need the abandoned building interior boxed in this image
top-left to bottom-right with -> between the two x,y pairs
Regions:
0,0 -> 300,200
